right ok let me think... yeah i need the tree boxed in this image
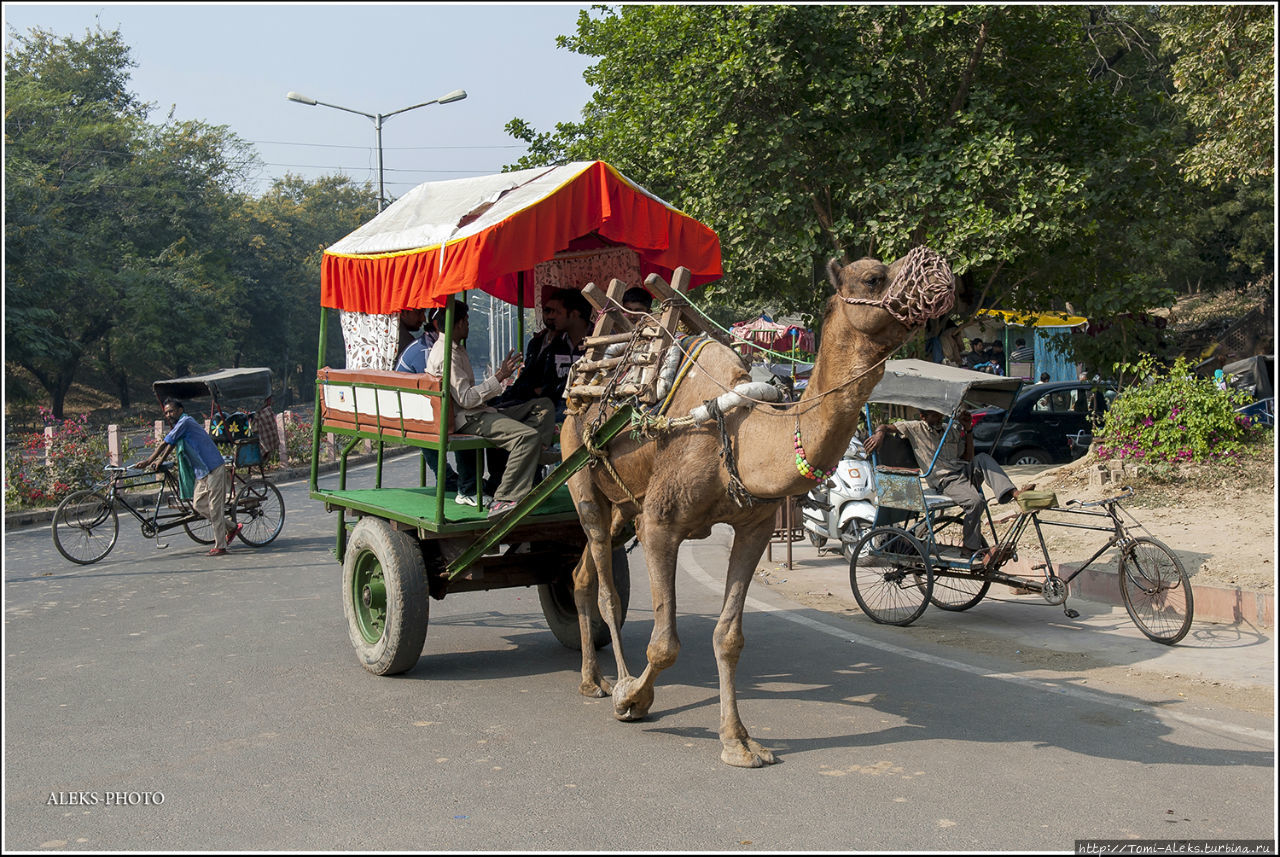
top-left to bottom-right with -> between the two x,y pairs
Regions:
1154,4 -> 1274,189
504,6 -> 1258,353
228,174 -> 378,406
5,26 -> 256,416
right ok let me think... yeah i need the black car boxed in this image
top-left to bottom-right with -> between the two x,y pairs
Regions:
970,381 -> 1115,466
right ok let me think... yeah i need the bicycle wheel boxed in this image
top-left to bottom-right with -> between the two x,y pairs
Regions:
920,514 -> 991,611
52,490 -> 119,564
183,514 -> 216,545
1119,537 -> 1193,644
233,478 -> 285,546
849,527 -> 933,626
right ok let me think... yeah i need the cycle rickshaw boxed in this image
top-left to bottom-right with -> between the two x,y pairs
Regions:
51,368 -> 285,563
849,359 -> 1194,644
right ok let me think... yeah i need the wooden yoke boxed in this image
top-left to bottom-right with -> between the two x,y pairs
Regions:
565,266 -> 728,413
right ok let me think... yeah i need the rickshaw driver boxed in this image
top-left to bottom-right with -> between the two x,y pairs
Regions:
865,408 -> 1033,565
425,299 -> 557,518
139,398 -> 239,556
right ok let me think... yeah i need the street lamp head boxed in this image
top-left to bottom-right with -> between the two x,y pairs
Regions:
286,91 -> 317,106
437,89 -> 467,104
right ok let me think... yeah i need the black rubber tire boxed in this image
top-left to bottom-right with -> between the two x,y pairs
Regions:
1009,447 -> 1052,466
52,490 -> 119,565
1119,537 -> 1193,644
849,527 -> 933,626
540,543 -> 631,650
234,478 -> 285,546
920,514 -> 991,611
184,514 -> 215,545
342,517 -> 429,675
807,531 -> 828,549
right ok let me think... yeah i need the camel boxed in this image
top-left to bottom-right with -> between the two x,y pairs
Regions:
560,249 -> 956,767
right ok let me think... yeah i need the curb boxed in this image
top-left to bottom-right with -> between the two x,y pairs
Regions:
3,451 -> 413,531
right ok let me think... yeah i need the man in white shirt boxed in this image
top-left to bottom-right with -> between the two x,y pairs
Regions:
425,300 -> 556,517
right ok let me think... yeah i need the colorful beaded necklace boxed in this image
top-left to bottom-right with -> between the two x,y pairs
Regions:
793,423 -> 833,481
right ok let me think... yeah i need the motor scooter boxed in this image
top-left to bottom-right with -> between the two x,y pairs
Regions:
799,436 -> 877,561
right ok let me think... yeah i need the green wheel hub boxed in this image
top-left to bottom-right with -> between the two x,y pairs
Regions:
350,550 -> 388,644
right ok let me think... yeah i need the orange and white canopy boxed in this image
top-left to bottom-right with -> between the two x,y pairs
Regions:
321,160 -> 722,314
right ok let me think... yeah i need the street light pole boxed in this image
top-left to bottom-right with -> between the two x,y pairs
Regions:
285,88 -> 467,211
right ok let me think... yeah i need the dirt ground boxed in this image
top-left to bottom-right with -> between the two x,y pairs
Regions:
1027,443 -> 1276,593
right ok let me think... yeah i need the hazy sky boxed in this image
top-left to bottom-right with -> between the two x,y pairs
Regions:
3,3 -> 598,196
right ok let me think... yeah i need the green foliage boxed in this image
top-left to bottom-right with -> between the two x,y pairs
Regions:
1096,356 -> 1257,463
504,5 -> 1207,332
1154,5 -> 1274,188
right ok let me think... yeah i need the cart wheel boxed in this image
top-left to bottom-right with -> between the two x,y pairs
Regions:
1119,537 -> 1193,644
849,527 -> 933,625
52,490 -> 119,565
922,514 -> 991,611
342,517 -> 429,675
233,478 -> 285,546
539,544 -> 631,650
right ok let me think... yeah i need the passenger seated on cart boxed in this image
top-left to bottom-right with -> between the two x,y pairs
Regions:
865,409 -> 1033,565
425,299 -> 557,517
138,398 -> 238,556
495,287 -> 591,418
395,307 -> 487,506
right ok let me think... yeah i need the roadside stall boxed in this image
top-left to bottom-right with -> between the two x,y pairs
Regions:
967,308 -> 1089,381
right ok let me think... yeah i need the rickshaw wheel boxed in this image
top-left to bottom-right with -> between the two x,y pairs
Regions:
1119,537 -> 1193,645
52,490 -> 119,565
342,517 -> 429,675
920,514 -> 991,611
849,526 -> 933,626
539,543 -> 631,650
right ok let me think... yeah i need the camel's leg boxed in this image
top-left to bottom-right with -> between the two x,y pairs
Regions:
612,518 -> 681,722
566,468 -> 630,697
714,514 -> 779,768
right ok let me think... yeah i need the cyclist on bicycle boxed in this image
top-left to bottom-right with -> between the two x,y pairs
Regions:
139,398 -> 239,556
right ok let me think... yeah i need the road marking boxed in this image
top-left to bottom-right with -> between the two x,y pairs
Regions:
680,547 -> 1273,744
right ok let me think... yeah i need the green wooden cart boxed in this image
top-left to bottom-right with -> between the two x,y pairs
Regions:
309,161 -> 724,675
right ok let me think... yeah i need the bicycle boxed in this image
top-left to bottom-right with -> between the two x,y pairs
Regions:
850,485 -> 1194,644
51,451 -> 284,565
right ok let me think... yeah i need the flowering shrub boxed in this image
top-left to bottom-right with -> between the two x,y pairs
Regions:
3,409 -> 131,507
1096,356 -> 1258,463
283,412 -> 331,466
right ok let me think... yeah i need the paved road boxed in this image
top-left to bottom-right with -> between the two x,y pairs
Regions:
3,459 -> 1274,850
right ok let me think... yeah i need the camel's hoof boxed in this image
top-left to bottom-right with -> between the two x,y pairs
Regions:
611,676 -> 651,721
579,679 -> 609,699
721,739 -> 777,768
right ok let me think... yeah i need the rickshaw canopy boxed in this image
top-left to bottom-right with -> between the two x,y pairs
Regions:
869,359 -> 1023,414
321,160 -> 723,314
152,368 -> 274,404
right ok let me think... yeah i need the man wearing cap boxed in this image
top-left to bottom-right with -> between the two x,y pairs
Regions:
865,408 -> 1032,565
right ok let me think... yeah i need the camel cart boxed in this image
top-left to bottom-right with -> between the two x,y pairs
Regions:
311,161 -> 727,675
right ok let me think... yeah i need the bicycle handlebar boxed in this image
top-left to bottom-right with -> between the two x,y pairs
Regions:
1065,485 -> 1134,508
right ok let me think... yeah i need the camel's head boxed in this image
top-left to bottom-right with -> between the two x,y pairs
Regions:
825,248 -> 956,345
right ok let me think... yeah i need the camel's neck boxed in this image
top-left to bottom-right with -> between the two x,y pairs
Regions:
735,317 -> 891,498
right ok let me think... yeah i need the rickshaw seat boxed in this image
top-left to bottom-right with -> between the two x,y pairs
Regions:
316,367 -> 494,450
